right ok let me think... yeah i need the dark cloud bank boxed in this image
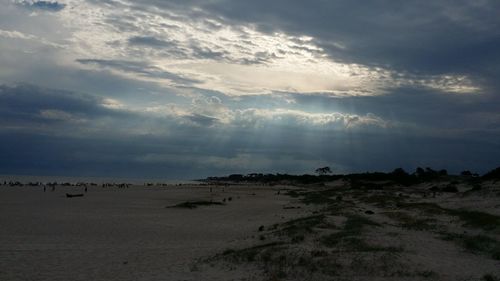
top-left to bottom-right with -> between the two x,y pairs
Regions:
129,1 -> 500,74
1,83 -> 499,179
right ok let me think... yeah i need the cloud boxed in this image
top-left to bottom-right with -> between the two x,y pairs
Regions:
164,0 -> 499,72
106,1 -> 494,94
16,1 -> 66,12
146,95 -> 389,130
76,59 -> 201,86
184,113 -> 220,127
0,29 -> 65,48
1,0 -> 478,100
1,83 -> 499,178
39,109 -> 87,123
231,108 -> 388,130
0,83 -> 129,132
128,36 -> 174,47
1,1 -> 500,177
0,83 -> 389,134
63,1 -> 486,96
0,29 -> 36,40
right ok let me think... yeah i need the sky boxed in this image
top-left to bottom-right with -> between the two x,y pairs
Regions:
0,0 -> 499,179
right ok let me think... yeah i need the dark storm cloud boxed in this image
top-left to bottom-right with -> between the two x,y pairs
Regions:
64,0 -> 500,88
1,113 -> 499,178
0,83 -> 130,128
76,59 -> 201,85
0,132 -> 207,179
129,0 -> 500,80
0,83 -> 98,118
17,1 -> 66,12
224,1 -> 498,72
1,84 -> 499,178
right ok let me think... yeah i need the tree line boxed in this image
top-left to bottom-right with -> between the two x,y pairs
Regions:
204,166 -> 500,185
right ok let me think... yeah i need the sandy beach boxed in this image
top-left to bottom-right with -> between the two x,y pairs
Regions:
0,184 -> 305,281
0,179 -> 499,281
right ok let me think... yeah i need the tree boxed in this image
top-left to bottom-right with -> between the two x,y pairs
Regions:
483,167 -> 500,180
391,168 -> 409,177
460,170 -> 472,177
415,167 -> 425,177
438,169 -> 448,176
315,166 -> 332,175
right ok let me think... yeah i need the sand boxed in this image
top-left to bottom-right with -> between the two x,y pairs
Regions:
0,181 -> 499,281
0,185 -> 306,281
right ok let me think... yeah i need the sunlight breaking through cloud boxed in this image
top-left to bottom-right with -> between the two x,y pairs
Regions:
45,0 -> 481,97
1,0 -> 499,177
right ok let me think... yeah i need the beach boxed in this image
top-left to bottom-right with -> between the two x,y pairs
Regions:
0,180 -> 499,281
0,184 -> 305,281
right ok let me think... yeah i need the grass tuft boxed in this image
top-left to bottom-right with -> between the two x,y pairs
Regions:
447,209 -> 500,231
167,201 -> 224,209
384,211 -> 437,231
441,233 -> 500,260
319,214 -> 399,253
483,274 -> 500,281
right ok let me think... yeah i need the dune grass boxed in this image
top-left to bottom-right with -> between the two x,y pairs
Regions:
383,211 -> 437,231
446,209 -> 500,231
441,233 -> 500,260
167,201 -> 225,209
270,214 -> 332,243
320,215 -> 401,252
395,202 -> 500,231
221,242 -> 286,263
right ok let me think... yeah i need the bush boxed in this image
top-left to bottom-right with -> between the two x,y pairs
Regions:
483,167 -> 500,180
442,184 -> 458,193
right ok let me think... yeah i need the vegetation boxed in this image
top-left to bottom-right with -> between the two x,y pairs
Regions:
383,211 -> 437,231
396,202 -> 500,230
221,242 -> 286,263
219,242 -> 342,279
167,201 -> 225,209
202,165 -> 500,280
297,189 -> 340,205
273,214 -> 329,237
446,209 -> 500,231
320,215 -> 393,252
204,166 -> 500,186
441,233 -> 500,260
205,173 -> 343,184
315,166 -> 332,175
483,274 -> 500,281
